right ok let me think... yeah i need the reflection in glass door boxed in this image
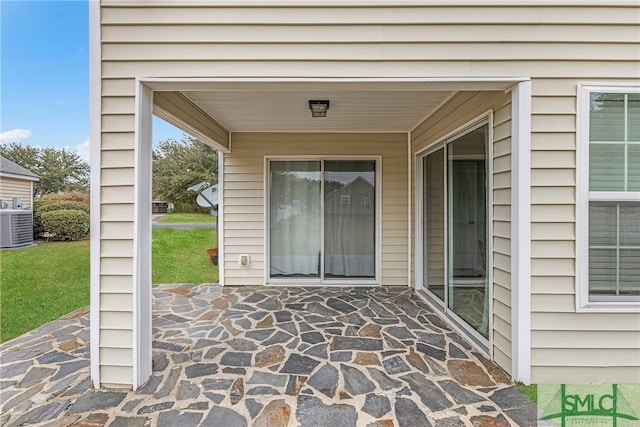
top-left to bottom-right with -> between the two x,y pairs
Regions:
324,161 -> 376,279
421,123 -> 490,340
448,126 -> 489,338
423,148 -> 445,301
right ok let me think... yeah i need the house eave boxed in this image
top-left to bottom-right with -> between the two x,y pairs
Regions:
152,90 -> 231,153
0,172 -> 39,182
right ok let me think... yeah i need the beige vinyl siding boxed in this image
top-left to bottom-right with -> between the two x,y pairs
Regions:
98,91 -> 136,386
491,97 -> 513,374
97,0 -> 640,385
0,176 -> 32,209
529,78 -> 639,383
101,26 -> 639,44
100,5 -> 640,24
411,91 -> 513,374
223,132 -> 408,286
100,2 -> 640,81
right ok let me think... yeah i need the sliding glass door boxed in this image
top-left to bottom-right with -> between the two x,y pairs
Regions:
269,161 -> 322,278
421,122 -> 490,342
447,126 -> 489,338
270,159 -> 376,282
324,161 -> 376,278
423,148 -> 446,301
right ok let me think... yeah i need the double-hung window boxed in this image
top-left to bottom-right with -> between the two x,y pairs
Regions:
579,85 -> 640,310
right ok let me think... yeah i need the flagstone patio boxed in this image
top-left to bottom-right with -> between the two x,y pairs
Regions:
0,284 -> 538,426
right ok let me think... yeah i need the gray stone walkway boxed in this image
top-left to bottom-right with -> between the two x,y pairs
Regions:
0,285 -> 538,426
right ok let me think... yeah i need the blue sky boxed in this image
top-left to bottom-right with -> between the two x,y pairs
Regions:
0,0 -> 184,161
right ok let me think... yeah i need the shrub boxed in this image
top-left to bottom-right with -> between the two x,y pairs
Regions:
33,200 -> 90,238
40,209 -> 90,241
37,201 -> 90,214
40,192 -> 90,204
33,199 -> 57,210
33,200 -> 56,238
172,201 -> 210,214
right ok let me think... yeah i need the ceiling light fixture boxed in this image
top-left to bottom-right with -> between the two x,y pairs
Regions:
309,100 -> 330,118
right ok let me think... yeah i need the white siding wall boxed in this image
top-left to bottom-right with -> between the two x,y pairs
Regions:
98,0 -> 640,386
412,91 -> 513,374
223,133 -> 408,287
0,177 -> 33,209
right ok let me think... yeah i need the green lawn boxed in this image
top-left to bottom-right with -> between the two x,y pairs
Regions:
0,228 -> 219,343
158,212 -> 216,223
0,241 -> 90,343
517,383 -> 538,404
152,228 -> 219,284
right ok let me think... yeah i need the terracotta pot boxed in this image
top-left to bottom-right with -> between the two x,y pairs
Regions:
207,248 -> 218,265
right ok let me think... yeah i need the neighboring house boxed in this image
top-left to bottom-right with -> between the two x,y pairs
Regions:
90,1 -> 640,389
0,155 -> 39,209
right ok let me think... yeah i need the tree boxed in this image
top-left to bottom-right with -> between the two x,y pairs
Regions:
38,148 -> 89,194
0,143 -> 40,176
153,135 -> 218,210
0,143 -> 89,195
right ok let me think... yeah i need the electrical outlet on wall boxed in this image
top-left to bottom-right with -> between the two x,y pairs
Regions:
239,254 -> 251,267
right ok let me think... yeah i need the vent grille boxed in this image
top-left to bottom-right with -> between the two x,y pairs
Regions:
0,211 -> 34,248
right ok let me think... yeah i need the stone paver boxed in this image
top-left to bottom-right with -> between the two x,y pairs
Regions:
0,285 -> 539,426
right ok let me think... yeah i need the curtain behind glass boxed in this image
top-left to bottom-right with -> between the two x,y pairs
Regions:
324,161 -> 376,278
270,161 -> 321,277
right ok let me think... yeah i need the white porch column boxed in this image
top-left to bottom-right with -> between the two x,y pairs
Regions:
89,0 -> 101,388
133,82 -> 154,388
511,80 -> 532,384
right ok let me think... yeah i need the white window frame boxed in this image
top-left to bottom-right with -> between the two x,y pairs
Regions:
577,83 -> 640,313
264,155 -> 382,286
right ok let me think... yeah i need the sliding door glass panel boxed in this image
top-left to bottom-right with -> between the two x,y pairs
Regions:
270,161 -> 321,278
447,125 -> 489,337
324,160 -> 376,278
423,148 -> 445,301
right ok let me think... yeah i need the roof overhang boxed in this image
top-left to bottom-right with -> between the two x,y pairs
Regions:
0,172 -> 39,182
144,78 -> 527,151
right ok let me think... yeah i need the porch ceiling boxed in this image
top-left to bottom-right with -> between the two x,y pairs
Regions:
147,79 -> 523,141
181,89 -> 454,132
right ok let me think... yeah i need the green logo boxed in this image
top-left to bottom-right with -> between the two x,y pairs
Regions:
539,384 -> 640,427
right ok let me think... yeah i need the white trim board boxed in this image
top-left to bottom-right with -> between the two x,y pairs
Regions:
102,0 -> 640,6
132,81 -> 154,389
140,77 -> 529,93
0,172 -> 39,182
218,149 -> 225,286
407,132 -> 413,288
88,0 -> 102,389
510,80 -> 532,384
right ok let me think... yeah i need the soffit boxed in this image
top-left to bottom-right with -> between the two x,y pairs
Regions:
182,90 -> 454,132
